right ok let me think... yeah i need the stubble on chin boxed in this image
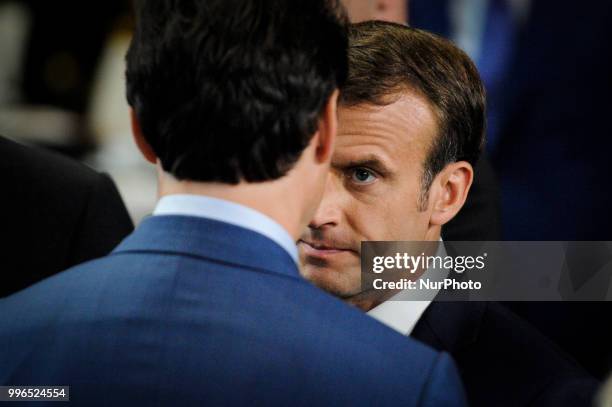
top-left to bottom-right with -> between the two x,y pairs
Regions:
300,263 -> 362,299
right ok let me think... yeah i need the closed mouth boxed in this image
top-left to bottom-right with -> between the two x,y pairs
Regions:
298,239 -> 355,257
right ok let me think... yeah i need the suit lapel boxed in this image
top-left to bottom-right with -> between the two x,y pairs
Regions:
412,301 -> 486,354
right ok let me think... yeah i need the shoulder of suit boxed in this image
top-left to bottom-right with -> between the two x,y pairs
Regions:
0,135 -> 109,190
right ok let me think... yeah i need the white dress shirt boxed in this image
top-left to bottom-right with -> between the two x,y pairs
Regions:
367,239 -> 448,336
153,194 -> 299,265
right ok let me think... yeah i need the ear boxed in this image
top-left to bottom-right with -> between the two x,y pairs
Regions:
313,89 -> 339,164
130,108 -> 157,164
429,161 -> 474,226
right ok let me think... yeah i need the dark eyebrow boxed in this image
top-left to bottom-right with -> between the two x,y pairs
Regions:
332,154 -> 393,176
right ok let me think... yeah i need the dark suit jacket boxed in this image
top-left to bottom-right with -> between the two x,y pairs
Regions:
0,136 -> 133,297
0,215 -> 467,406
412,301 -> 598,407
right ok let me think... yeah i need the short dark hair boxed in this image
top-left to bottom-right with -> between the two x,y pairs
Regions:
341,21 -> 486,202
126,0 -> 348,183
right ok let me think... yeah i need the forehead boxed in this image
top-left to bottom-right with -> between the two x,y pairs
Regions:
336,92 -> 438,164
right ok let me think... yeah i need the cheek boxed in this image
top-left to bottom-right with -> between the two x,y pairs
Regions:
344,199 -> 385,241
345,199 -> 404,241
356,191 -> 428,241
341,176 -> 428,241
392,211 -> 429,241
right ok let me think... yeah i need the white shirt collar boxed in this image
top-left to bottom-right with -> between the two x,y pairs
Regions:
367,239 -> 448,336
153,194 -> 298,265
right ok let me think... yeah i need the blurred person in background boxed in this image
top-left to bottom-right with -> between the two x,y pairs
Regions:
409,0 -> 612,241
0,135 -> 133,297
0,0 -> 129,156
408,0 -> 612,379
0,0 -> 157,222
0,0 -> 137,297
0,1 -> 468,404
299,21 -> 598,406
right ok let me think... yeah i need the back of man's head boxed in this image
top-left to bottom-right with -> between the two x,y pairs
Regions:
126,0 -> 348,183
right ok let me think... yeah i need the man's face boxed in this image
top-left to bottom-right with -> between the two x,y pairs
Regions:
298,92 -> 439,299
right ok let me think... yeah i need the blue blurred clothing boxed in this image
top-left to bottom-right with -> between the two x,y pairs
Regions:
410,0 -> 612,241
412,0 -> 522,152
448,0 -> 488,61
477,0 -> 518,150
0,211 -> 467,405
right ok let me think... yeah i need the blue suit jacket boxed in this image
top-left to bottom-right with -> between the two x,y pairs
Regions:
0,215 -> 466,406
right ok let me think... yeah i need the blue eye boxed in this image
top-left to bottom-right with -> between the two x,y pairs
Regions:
350,167 -> 377,184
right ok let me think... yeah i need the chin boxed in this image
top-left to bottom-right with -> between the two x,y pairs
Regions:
299,262 -> 362,299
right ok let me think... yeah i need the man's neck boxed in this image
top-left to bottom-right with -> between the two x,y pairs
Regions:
425,226 -> 442,242
158,172 -> 305,240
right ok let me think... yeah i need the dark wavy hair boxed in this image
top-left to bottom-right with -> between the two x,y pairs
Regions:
126,0 -> 349,183
341,21 -> 486,201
